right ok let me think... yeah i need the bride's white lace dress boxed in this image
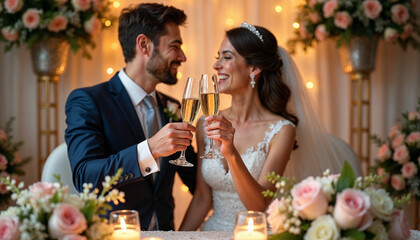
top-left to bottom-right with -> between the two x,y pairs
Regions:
200,119 -> 295,231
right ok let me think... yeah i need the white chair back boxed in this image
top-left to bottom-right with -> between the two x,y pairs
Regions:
41,143 -> 78,194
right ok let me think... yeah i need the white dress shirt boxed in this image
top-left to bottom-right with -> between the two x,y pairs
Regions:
118,68 -> 161,177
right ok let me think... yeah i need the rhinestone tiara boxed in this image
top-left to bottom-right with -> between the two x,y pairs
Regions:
240,21 -> 263,42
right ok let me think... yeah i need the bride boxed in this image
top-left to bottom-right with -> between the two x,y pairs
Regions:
179,22 -> 362,231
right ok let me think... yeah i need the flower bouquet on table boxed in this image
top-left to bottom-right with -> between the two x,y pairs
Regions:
264,161 -> 411,240
372,100 -> 420,200
0,169 -> 125,240
0,117 -> 30,206
287,0 -> 420,54
0,0 -> 116,58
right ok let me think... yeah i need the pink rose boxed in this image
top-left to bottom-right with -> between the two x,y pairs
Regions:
48,15 -> 68,32
363,0 -> 382,19
1,27 -> 19,42
71,0 -> 91,11
29,182 -> 60,202
392,133 -> 405,148
389,124 -> 402,139
0,129 -> 7,141
291,177 -> 328,220
408,111 -> 420,121
299,23 -> 309,39
266,198 -> 287,233
0,154 -> 8,170
92,0 -> 102,11
333,189 -> 371,230
393,145 -> 410,164
323,0 -> 338,18
334,11 -> 352,29
62,234 -> 87,240
388,210 -> 411,240
0,216 -> 20,240
309,12 -> 321,23
384,28 -> 399,42
406,131 -> 420,145
401,162 -> 417,179
377,167 -> 390,184
308,0 -> 318,7
22,9 -> 41,30
391,175 -> 406,191
48,203 -> 87,239
391,4 -> 409,25
4,0 -> 23,13
84,16 -> 102,37
401,24 -> 414,40
56,0 -> 68,5
315,24 -> 328,41
377,144 -> 391,162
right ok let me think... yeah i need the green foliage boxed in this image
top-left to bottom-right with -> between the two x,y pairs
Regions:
336,161 -> 355,192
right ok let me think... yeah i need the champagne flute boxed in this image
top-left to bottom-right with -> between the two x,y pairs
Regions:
200,73 -> 222,159
169,77 -> 201,167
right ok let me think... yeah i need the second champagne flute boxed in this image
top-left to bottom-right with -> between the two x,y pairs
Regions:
200,73 -> 222,159
169,77 -> 201,167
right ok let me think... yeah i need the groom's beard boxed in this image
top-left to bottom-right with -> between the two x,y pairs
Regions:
146,49 -> 179,85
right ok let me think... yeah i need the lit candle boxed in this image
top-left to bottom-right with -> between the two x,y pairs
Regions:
234,231 -> 266,240
142,237 -> 163,240
112,217 -> 140,240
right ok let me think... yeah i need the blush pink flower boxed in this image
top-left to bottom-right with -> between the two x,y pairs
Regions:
309,12 -> 321,23
401,162 -> 418,179
377,144 -> 391,162
71,0 -> 91,12
406,131 -> 420,145
392,133 -> 405,148
393,145 -> 410,164
0,216 -> 20,240
4,0 -> 23,13
308,0 -> 318,7
334,11 -> 353,29
62,234 -> 87,240
377,167 -> 390,184
29,182 -> 60,202
266,198 -> 287,233
315,24 -> 328,41
323,0 -> 338,18
48,15 -> 68,32
0,154 -> 8,170
84,16 -> 102,37
48,203 -> 87,239
388,210 -> 411,240
389,124 -> 402,139
401,24 -> 414,40
363,0 -> 382,19
333,189 -> 371,230
391,174 -> 406,191
384,27 -> 399,42
92,0 -> 102,11
391,4 -> 409,25
1,27 -> 19,42
299,23 -> 309,39
408,111 -> 420,121
22,9 -> 41,30
291,177 -> 328,220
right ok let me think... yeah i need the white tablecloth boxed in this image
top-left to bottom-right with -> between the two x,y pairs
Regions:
141,230 -> 420,240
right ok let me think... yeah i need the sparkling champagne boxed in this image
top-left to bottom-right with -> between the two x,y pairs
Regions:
200,93 -> 219,117
182,98 -> 201,124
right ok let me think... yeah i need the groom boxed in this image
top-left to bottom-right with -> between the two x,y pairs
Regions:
65,3 -> 197,231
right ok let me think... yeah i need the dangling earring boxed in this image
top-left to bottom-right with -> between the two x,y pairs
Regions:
250,74 -> 256,88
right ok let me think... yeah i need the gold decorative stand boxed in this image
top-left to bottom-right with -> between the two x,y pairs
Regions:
30,38 -> 70,179
338,36 -> 379,176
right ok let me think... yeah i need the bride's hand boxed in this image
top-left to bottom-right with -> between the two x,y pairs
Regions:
204,115 -> 236,157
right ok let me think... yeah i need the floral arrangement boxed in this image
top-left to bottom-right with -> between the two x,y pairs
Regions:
0,117 -> 30,206
287,0 -> 420,54
264,161 -> 411,240
372,100 -> 420,200
0,169 -> 125,240
164,100 -> 181,122
0,0 -> 115,58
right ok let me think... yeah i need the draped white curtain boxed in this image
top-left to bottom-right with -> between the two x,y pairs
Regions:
1,0 -> 419,221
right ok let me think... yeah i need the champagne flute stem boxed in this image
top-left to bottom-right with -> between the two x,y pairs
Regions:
179,150 -> 186,160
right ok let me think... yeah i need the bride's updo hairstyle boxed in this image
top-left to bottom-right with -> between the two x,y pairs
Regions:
226,25 -> 298,126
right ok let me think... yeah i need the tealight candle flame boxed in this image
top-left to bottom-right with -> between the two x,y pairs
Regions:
120,217 -> 127,231
247,218 -> 254,232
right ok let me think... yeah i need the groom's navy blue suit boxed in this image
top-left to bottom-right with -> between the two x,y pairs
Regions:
65,73 -> 197,230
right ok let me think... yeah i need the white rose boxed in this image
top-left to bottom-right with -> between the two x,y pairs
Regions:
364,187 -> 393,221
367,220 -> 388,240
317,176 -> 335,201
304,215 -> 340,240
62,194 -> 85,209
167,101 -> 181,120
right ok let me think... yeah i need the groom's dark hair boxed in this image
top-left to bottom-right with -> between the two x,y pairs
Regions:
118,3 -> 187,63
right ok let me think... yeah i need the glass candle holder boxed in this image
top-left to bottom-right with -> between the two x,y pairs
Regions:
110,210 -> 141,240
234,211 -> 267,240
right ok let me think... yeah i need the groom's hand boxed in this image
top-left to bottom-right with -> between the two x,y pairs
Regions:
148,122 -> 196,159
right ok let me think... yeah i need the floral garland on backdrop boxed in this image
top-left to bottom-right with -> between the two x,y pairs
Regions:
372,100 -> 420,200
0,0 -> 115,58
0,117 -> 30,206
264,161 -> 411,240
0,169 -> 125,240
287,0 -> 420,54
